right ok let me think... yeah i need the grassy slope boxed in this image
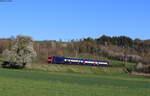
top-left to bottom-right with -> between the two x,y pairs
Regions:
0,68 -> 150,96
0,58 -> 148,96
29,63 -> 126,75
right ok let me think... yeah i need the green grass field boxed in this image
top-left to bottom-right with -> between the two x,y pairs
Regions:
0,67 -> 150,96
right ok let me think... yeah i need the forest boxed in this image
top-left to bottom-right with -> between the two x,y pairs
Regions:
0,35 -> 150,65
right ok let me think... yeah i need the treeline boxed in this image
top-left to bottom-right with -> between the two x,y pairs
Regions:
0,39 -> 12,54
76,35 -> 150,64
96,35 -> 134,47
0,35 -> 150,64
96,35 -> 150,53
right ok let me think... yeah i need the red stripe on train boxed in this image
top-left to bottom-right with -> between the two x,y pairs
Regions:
48,59 -> 52,61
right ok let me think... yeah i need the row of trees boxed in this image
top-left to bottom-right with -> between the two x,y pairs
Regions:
96,35 -> 134,47
0,35 -> 150,69
75,35 -> 150,64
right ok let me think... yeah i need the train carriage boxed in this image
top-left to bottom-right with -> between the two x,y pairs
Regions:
48,56 -> 109,67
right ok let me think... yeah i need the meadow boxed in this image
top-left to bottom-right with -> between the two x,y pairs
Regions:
0,64 -> 150,96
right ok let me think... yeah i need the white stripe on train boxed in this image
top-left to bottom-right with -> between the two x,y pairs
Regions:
64,59 -> 108,65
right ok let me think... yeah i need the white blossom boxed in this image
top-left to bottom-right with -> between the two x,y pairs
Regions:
2,35 -> 37,68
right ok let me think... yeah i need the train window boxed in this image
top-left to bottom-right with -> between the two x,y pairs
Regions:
48,56 -> 52,59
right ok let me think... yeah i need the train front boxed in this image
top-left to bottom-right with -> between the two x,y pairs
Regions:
48,56 -> 53,63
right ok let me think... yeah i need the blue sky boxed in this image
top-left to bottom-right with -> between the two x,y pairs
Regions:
0,0 -> 150,41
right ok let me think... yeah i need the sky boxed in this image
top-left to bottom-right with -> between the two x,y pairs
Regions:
0,0 -> 150,41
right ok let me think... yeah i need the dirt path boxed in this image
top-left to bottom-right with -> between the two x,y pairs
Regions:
132,72 -> 150,77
